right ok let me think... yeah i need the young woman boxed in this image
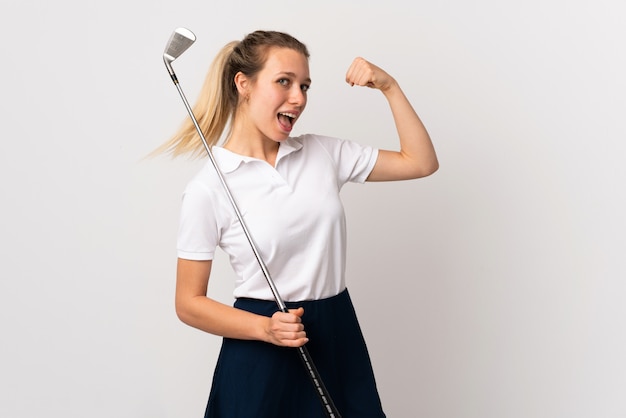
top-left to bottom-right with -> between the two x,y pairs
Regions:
159,30 -> 438,418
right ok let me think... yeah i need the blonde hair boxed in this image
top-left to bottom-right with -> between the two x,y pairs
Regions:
154,30 -> 309,158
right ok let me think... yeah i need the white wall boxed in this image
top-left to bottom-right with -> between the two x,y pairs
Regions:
1,1 -> 624,417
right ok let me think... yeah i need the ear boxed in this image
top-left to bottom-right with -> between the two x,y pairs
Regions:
234,71 -> 249,97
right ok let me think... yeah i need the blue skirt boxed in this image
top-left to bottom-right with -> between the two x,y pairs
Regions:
204,289 -> 386,418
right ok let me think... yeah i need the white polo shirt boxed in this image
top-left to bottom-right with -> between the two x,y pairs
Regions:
177,134 -> 378,301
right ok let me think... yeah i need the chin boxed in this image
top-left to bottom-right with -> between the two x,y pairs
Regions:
274,132 -> 291,141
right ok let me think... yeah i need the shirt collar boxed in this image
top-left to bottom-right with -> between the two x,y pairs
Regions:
212,137 -> 303,174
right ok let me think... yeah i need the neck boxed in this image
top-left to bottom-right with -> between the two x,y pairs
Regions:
225,111 -> 282,165
225,134 -> 280,168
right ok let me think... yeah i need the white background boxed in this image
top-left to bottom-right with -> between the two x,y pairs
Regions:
1,1 -> 625,417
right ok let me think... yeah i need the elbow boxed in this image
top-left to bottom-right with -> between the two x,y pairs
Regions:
413,158 -> 439,179
175,298 -> 194,326
402,148 -> 439,179
424,159 -> 439,177
175,306 -> 188,325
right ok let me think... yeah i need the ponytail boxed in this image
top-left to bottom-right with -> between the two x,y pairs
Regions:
153,41 -> 238,158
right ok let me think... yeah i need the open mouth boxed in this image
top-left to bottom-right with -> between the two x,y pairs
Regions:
278,112 -> 296,130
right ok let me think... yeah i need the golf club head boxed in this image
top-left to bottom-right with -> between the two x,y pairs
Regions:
163,28 -> 196,80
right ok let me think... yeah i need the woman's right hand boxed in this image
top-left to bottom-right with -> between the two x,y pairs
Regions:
176,258 -> 309,347
265,307 -> 309,347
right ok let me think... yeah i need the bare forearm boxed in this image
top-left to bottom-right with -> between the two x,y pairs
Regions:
176,295 -> 269,341
377,81 -> 438,179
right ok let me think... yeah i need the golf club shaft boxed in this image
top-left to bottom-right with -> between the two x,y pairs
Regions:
167,73 -> 342,418
171,76 -> 286,310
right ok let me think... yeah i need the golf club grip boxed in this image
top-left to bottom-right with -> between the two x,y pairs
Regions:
297,344 -> 342,418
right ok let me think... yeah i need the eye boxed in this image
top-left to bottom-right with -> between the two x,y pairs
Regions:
300,84 -> 311,92
278,78 -> 291,87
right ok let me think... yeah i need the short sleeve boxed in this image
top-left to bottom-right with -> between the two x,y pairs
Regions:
311,135 -> 379,186
176,185 -> 219,261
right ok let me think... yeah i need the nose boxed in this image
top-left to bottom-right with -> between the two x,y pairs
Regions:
289,86 -> 306,107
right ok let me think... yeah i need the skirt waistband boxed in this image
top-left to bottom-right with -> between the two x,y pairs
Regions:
234,288 -> 349,317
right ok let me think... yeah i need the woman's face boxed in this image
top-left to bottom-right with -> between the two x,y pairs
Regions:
242,47 -> 311,143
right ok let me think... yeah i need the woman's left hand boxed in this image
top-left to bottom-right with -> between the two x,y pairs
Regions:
345,57 -> 396,92
344,56 -> 439,181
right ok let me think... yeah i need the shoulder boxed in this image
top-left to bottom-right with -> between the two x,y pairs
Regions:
182,161 -> 224,200
288,133 -> 347,153
291,133 -> 377,158
291,133 -> 340,144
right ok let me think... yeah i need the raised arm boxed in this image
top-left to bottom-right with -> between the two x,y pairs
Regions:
345,57 -> 438,181
175,258 -> 308,347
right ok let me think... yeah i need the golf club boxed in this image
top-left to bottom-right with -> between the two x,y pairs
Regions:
163,27 -> 342,418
